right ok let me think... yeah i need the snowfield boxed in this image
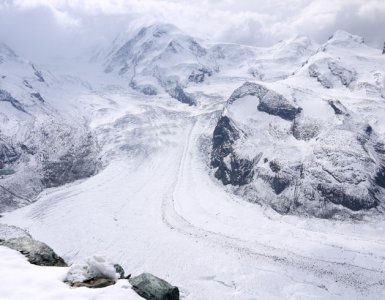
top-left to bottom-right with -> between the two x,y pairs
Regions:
0,246 -> 141,300
2,83 -> 385,299
1,25 -> 385,299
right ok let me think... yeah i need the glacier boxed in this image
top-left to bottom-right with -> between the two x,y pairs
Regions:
0,24 -> 385,299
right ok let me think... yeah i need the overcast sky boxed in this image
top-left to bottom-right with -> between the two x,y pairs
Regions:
0,0 -> 384,63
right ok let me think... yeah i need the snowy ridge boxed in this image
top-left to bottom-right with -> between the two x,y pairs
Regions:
211,30 -> 385,218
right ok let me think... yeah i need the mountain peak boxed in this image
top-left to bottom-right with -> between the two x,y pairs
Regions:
326,30 -> 364,46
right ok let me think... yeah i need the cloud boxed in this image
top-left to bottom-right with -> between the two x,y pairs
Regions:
0,0 -> 384,63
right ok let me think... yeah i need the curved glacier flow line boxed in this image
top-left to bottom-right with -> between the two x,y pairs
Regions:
161,113 -> 385,293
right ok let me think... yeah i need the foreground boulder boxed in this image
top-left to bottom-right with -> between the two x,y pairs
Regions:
129,273 -> 179,300
65,255 -> 123,288
0,237 -> 67,267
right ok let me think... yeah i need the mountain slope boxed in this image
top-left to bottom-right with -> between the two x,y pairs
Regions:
102,23 -> 318,104
211,30 -> 385,218
0,44 -> 100,212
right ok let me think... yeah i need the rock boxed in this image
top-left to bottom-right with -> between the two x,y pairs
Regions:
0,89 -> 26,113
382,42 -> 385,55
72,277 -> 115,289
211,116 -> 240,168
327,99 -> 349,116
308,58 -> 356,88
65,255 -> 119,285
168,85 -> 195,106
114,264 -> 125,279
0,137 -> 20,165
0,237 -> 67,267
292,116 -> 321,140
188,67 -> 213,83
30,92 -> 44,102
257,90 -> 302,121
211,116 -> 257,185
41,134 -> 99,188
129,273 -> 179,300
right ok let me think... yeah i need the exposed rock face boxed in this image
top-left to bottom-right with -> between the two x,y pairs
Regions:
308,58 -> 356,88
188,67 -> 213,83
114,264 -> 126,279
0,125 -> 100,213
257,90 -> 301,121
0,137 -> 20,166
41,134 -> 99,188
211,116 -> 255,185
0,89 -> 26,113
211,82 -> 300,186
227,82 -> 301,120
129,273 -> 179,300
292,116 -> 321,140
211,82 -> 385,218
327,99 -> 349,116
168,85 -> 195,106
382,42 -> 385,55
0,237 -> 67,267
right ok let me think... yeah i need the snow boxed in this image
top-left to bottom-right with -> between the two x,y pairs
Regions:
0,246 -> 141,300
2,87 -> 385,299
65,256 -> 119,283
1,24 -> 385,299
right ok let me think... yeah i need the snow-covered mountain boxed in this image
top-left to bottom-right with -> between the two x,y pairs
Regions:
1,24 -> 385,300
211,30 -> 385,218
102,23 -> 318,104
0,44 -> 100,212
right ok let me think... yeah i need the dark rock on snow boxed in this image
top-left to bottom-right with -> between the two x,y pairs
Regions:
129,273 -> 179,300
114,263 -> 126,279
72,277 -> 115,289
168,85 -> 195,106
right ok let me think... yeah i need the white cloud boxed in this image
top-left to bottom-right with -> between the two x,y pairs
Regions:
0,0 -> 383,62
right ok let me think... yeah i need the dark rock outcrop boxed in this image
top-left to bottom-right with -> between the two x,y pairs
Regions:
168,85 -> 195,106
211,116 -> 256,185
211,116 -> 240,167
211,82 -> 385,218
257,91 -> 301,121
41,135 -> 99,188
227,82 -> 301,121
188,67 -> 213,83
0,89 -> 26,113
328,99 -> 349,116
32,64 -> 45,82
0,138 -> 20,166
0,237 -> 67,267
375,166 -> 385,189
31,92 -> 44,102
129,273 -> 179,300
114,264 -> 125,279
308,58 -> 356,88
292,116 -> 320,140
316,183 -> 378,211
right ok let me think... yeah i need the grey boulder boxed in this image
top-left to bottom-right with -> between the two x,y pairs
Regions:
129,273 -> 179,300
0,237 -> 67,267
